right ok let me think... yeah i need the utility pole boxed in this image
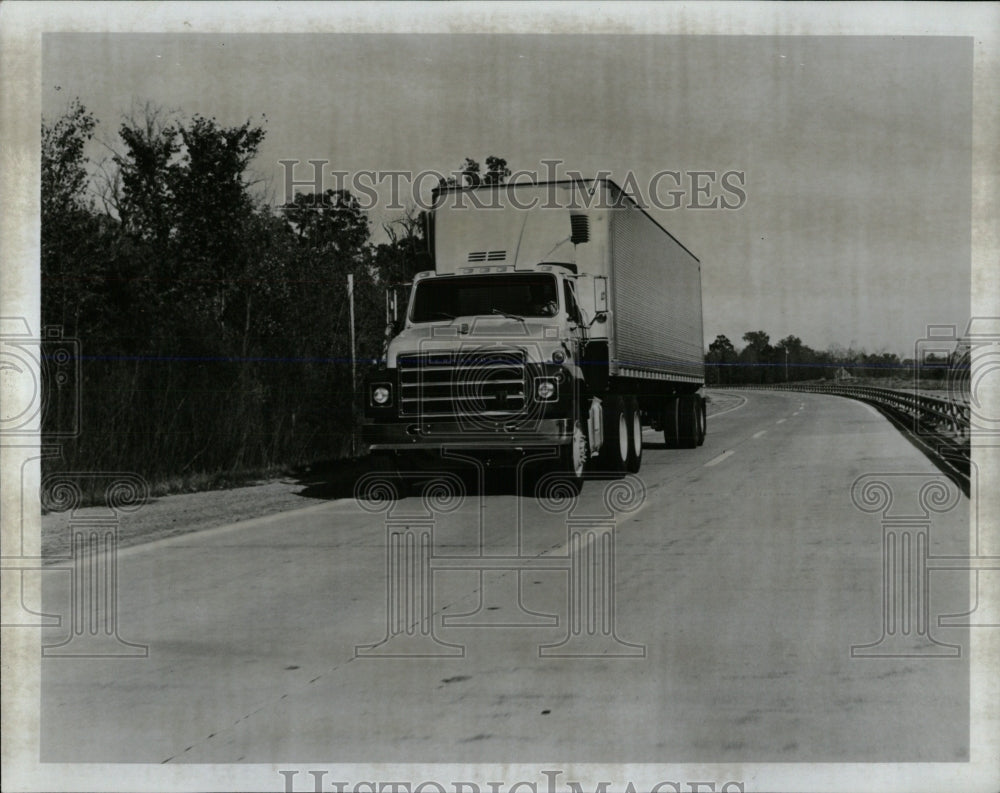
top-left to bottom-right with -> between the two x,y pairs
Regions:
348,272 -> 357,456
785,347 -> 789,382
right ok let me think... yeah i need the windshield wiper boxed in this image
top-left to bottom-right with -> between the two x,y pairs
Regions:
491,308 -> 526,323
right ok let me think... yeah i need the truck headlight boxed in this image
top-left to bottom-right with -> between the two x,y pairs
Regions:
536,379 -> 557,401
371,385 -> 391,406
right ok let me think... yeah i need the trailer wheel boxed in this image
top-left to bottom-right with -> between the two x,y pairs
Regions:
677,395 -> 699,448
626,396 -> 643,473
696,397 -> 707,446
597,395 -> 629,472
661,397 -> 679,448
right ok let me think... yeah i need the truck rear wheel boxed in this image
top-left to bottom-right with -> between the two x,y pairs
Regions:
696,396 -> 707,446
661,398 -> 679,448
626,396 -> 643,473
597,395 -> 629,472
677,394 -> 699,448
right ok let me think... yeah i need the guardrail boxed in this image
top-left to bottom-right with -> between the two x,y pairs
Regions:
711,382 -> 971,493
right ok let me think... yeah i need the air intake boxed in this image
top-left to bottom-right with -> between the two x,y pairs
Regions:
467,250 -> 507,263
570,214 -> 590,244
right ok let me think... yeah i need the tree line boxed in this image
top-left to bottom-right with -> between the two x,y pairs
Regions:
41,98 -> 507,487
704,331 -> 950,386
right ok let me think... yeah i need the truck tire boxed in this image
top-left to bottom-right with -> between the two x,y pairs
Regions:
597,395 -> 629,473
625,396 -> 643,473
661,397 -> 679,448
696,396 -> 707,446
677,394 -> 699,448
554,417 -> 589,492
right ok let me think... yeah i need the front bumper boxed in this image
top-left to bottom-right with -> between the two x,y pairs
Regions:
362,416 -> 573,452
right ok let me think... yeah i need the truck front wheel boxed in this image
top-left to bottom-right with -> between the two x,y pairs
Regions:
555,418 -> 589,490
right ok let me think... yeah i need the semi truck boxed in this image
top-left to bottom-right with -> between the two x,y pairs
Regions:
362,178 -> 705,486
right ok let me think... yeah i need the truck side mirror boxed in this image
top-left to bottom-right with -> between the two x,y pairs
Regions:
594,276 -> 608,313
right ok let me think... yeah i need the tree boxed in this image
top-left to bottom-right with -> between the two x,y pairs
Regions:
41,99 -> 97,218
282,189 -> 370,264
439,155 -> 511,187
706,334 -> 737,385
41,100 -> 110,336
112,103 -> 180,245
740,330 -> 773,383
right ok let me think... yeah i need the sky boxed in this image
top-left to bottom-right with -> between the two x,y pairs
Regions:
42,33 -> 974,358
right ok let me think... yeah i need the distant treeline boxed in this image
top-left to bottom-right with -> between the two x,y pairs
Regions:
703,331 -> 955,386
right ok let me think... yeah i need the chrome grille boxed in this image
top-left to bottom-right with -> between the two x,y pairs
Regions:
398,349 -> 527,417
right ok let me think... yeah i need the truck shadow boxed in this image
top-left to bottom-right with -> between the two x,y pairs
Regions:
293,456 -> 628,501
292,457 -> 372,501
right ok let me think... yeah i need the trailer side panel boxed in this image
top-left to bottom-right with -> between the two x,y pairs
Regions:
609,204 -> 704,383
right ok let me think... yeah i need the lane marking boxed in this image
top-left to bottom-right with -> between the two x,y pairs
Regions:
752,430 -> 767,439
776,418 -> 786,424
105,500 -> 364,562
704,450 -> 735,467
707,393 -> 749,418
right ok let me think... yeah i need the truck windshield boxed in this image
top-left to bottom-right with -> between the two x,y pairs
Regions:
410,273 -> 559,322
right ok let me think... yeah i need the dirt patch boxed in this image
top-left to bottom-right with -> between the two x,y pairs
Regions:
40,458 -> 367,562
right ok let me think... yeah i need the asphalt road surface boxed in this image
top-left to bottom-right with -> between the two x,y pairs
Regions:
41,389 -> 971,763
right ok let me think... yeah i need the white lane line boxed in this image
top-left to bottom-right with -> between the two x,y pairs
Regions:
776,418 -> 786,424
792,411 -> 801,416
704,450 -> 735,467
708,394 -> 749,418
110,500 -> 361,561
752,430 -> 767,439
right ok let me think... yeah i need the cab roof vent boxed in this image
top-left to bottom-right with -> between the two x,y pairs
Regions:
467,250 -> 506,263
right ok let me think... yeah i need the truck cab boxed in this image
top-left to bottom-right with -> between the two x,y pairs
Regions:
364,262 -> 598,478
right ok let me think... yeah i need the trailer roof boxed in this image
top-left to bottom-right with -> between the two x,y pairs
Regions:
431,178 -> 701,264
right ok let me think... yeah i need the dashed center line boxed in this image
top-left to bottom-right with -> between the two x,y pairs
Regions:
776,418 -> 786,424
704,450 -> 735,467
752,430 -> 767,439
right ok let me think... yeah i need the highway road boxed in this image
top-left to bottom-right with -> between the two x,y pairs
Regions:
40,389 -> 971,764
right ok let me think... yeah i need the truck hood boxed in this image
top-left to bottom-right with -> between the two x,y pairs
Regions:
387,317 -> 565,367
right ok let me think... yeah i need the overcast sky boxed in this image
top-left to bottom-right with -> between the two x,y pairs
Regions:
43,33 -> 973,357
